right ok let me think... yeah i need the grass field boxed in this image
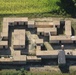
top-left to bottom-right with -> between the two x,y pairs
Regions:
0,68 -> 76,75
0,0 -> 75,17
0,0 -> 60,14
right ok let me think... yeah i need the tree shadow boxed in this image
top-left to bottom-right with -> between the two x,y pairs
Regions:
57,27 -> 64,35
56,0 -> 76,17
59,64 -> 69,73
72,26 -> 75,35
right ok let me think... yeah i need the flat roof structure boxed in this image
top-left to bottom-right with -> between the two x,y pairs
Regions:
1,17 -> 28,38
0,57 -> 13,62
37,28 -> 57,33
3,17 -> 28,23
1,32 -> 8,40
35,39 -> 43,44
65,20 -> 72,36
13,29 -> 25,48
36,46 -> 41,51
28,20 -> 35,28
49,36 -> 71,41
35,21 -> 54,28
54,20 -> 60,27
13,51 -> 26,61
71,36 -> 76,40
0,41 -> 8,49
0,41 -> 8,45
27,56 -> 41,61
58,50 -> 66,65
36,50 -> 59,56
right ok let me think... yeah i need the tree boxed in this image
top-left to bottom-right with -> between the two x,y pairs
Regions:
20,68 -> 25,75
57,0 -> 76,17
73,0 -> 76,6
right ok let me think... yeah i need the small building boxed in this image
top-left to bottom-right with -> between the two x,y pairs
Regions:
65,20 -> 71,36
26,56 -> 41,62
58,50 -> 66,65
49,36 -> 59,43
35,39 -> 43,46
35,21 -> 54,28
0,56 -> 13,62
1,32 -> 8,40
14,18 -> 28,25
44,28 -> 57,36
36,46 -> 41,51
0,41 -> 8,49
71,36 -> 76,43
36,50 -> 58,58
49,35 -> 73,44
37,28 -> 44,35
54,20 -> 60,28
37,28 -> 57,36
1,21 -> 8,40
28,21 -> 35,28
13,51 -> 26,64
13,29 -> 25,49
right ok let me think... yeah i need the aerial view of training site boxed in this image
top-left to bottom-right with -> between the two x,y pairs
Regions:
0,0 -> 76,75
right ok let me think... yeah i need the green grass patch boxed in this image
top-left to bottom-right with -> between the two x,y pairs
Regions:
0,69 -> 69,75
0,0 -> 72,18
0,0 -> 60,14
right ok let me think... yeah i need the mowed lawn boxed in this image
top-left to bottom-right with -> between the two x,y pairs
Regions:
0,0 -> 60,14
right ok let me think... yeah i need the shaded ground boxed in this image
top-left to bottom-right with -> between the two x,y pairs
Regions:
50,43 -> 76,50
56,0 -> 76,17
72,21 -> 76,35
1,58 -> 76,74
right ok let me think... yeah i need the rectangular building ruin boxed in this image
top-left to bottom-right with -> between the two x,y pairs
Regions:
0,17 -> 76,66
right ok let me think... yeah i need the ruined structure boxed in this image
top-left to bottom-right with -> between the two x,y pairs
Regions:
0,17 -> 76,65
